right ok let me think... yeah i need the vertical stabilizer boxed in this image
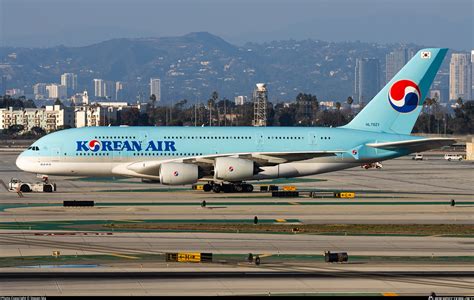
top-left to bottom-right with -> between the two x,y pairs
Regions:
343,48 -> 447,134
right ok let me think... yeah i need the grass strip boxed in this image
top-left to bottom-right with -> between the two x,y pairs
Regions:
102,223 -> 474,236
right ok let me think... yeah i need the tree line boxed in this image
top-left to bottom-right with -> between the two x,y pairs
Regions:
1,94 -> 473,138
122,92 -> 473,135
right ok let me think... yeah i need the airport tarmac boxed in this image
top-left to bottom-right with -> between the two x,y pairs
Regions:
0,152 -> 473,225
1,230 -> 474,257
1,269 -> 473,296
0,150 -> 473,295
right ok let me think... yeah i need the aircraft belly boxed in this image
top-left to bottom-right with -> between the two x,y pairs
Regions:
34,160 -> 113,176
67,162 -> 114,176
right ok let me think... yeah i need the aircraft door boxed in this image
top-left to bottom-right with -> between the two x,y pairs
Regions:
139,131 -> 149,145
308,132 -> 318,146
50,146 -> 61,162
255,132 -> 264,151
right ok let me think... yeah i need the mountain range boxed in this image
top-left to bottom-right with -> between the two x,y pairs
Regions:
0,32 -> 444,103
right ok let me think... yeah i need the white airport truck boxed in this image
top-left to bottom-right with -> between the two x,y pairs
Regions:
8,177 -> 56,193
444,154 -> 464,161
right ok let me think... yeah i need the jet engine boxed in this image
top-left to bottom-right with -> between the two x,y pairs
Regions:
214,157 -> 260,181
159,162 -> 199,185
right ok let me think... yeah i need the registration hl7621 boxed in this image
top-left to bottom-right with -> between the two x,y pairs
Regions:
365,122 -> 380,127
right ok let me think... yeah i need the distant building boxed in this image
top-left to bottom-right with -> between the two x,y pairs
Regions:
70,93 -> 83,106
431,71 -> 449,103
449,53 -> 472,101
33,83 -> 48,100
354,58 -> 380,105
46,84 -> 67,100
6,89 -> 25,97
95,102 -> 129,108
0,75 -> 7,95
60,73 -> 77,97
93,79 -> 116,100
429,89 -> 448,104
385,48 -> 414,84
0,105 -> 75,132
74,101 -> 147,127
319,101 -> 335,109
93,79 -> 105,98
150,78 -> 161,102
115,81 -> 125,101
83,91 -> 89,105
296,94 -> 314,120
70,91 -> 89,106
471,50 -> 474,97
104,81 -> 115,100
75,105 -> 118,127
234,95 -> 247,106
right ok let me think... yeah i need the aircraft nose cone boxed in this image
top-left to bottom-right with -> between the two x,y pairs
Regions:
15,153 -> 27,171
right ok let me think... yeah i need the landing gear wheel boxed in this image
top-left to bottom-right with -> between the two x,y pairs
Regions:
203,184 -> 212,192
212,184 -> 222,193
243,184 -> 254,193
234,184 -> 243,193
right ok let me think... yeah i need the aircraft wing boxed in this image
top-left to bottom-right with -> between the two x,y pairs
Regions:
366,138 -> 456,153
119,150 -> 344,177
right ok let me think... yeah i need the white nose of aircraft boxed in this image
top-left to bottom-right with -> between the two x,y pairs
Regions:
15,152 -> 29,172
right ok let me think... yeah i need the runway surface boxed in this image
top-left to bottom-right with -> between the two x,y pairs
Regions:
1,269 -> 473,296
1,231 -> 473,257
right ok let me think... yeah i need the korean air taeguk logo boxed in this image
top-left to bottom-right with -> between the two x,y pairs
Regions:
88,139 -> 102,152
388,79 -> 421,113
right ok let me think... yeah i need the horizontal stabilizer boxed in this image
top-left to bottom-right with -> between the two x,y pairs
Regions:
366,138 -> 456,153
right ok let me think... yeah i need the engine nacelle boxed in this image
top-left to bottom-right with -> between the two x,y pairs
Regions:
214,157 -> 258,181
159,163 -> 199,185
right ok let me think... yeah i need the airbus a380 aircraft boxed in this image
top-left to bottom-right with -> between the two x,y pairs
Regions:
16,48 -> 455,193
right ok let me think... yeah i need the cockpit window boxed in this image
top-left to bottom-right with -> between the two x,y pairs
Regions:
28,146 -> 40,151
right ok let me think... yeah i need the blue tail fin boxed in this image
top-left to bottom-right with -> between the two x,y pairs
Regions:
343,48 -> 448,134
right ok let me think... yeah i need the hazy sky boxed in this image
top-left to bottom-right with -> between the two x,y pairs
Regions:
0,0 -> 472,50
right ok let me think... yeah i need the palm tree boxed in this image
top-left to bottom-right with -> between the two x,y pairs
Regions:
149,94 -> 157,109
346,96 -> 354,117
346,96 -> 353,106
335,102 -> 342,125
208,91 -> 219,126
208,99 -> 214,126
423,97 -> 434,133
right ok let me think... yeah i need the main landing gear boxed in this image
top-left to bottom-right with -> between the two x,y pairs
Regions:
203,182 -> 254,193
